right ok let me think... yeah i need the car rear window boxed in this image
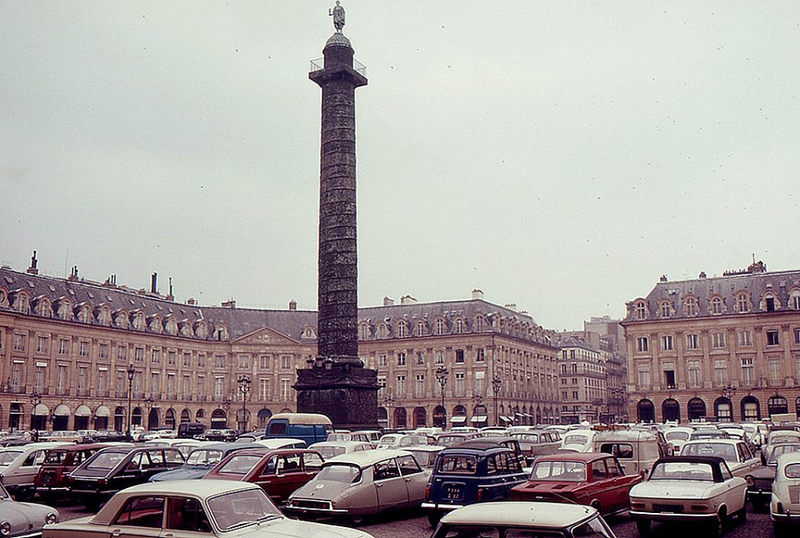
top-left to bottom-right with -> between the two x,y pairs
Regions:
785,463 -> 800,479
86,450 -> 128,470
599,443 -> 633,459
316,463 -> 362,483
531,460 -> 586,482
44,450 -> 68,464
564,434 -> 588,446
437,455 -> 478,475
650,461 -> 714,481
216,455 -> 262,475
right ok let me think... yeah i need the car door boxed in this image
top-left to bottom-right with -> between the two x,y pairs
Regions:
718,462 -> 745,511
273,452 -> 307,503
604,457 -> 633,512
302,452 -> 324,483
164,495 -> 213,535
252,455 -> 279,499
373,458 -> 406,511
115,452 -> 147,490
396,454 -> 427,507
737,442 -> 760,474
107,494 -> 165,538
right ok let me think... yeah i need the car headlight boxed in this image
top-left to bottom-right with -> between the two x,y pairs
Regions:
745,475 -> 755,487
46,513 -> 58,525
0,521 -> 10,536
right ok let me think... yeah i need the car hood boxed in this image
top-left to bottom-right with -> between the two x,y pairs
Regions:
290,480 -> 356,501
0,499 -> 56,525
149,466 -> 211,482
239,517 -> 369,538
631,481 -> 718,499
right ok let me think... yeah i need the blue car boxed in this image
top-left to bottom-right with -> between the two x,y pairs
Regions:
422,444 -> 528,525
149,443 -> 263,481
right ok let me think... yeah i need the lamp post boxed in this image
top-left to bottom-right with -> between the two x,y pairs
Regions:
143,395 -> 155,429
29,390 -> 42,442
126,364 -> 135,440
721,384 -> 737,422
435,366 -> 448,429
492,375 -> 502,426
237,374 -> 252,434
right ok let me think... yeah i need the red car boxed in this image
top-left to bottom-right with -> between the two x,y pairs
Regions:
203,448 -> 324,504
34,443 -> 115,499
510,452 -> 642,515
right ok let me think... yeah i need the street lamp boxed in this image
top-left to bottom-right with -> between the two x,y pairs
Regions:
492,375 -> 502,426
435,366 -> 448,429
126,364 -> 136,440
143,395 -> 155,429
721,384 -> 737,422
237,374 -> 252,434
29,390 -> 42,442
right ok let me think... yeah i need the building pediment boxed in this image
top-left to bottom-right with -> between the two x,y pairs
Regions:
232,325 -> 300,346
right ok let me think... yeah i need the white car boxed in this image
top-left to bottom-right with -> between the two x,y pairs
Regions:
770,452 -> 800,537
559,430 -> 596,452
629,456 -> 747,536
680,438 -> 760,478
664,427 -> 694,454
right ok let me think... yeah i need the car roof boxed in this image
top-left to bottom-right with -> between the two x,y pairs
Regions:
439,444 -> 514,455
440,501 -> 597,528
325,449 -> 410,467
268,413 -> 332,425
534,452 -> 611,463
455,438 -> 516,449
683,438 -> 740,446
777,452 -> 800,469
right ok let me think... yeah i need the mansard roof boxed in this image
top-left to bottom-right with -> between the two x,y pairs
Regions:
625,266 -> 800,321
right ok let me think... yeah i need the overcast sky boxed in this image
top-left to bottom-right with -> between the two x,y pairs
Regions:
2,1 -> 799,331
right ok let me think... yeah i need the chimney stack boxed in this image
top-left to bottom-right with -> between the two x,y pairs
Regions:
68,265 -> 79,281
27,251 -> 39,275
166,277 -> 174,301
151,272 -> 158,294
400,295 -> 418,305
289,300 -> 297,311
186,298 -> 197,306
221,299 -> 236,308
504,303 -> 517,312
383,296 -> 394,307
471,289 -> 484,300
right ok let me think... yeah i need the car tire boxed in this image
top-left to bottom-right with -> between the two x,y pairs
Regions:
427,512 -> 442,527
349,514 -> 367,526
735,506 -> 746,524
635,519 -> 651,536
708,512 -> 724,538
12,487 -> 34,502
773,522 -> 789,538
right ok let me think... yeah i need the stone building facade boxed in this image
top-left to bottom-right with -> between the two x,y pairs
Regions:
557,336 -> 606,423
622,261 -> 800,423
0,264 -> 559,432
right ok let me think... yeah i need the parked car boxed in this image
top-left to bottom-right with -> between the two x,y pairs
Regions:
763,430 -> 800,463
176,421 -> 205,439
629,456 -> 747,536
143,438 -> 208,458
375,433 -> 427,450
42,480 -> 374,538
403,445 -> 445,469
350,430 -> 381,445
664,427 -> 694,454
422,444 -> 527,525
560,430 -> 597,452
434,432 -> 478,447
285,449 -> 429,524
510,452 -> 642,515
34,443 -> 117,499
509,429 -> 560,464
309,441 -> 374,460
431,501 -> 617,538
149,443 -> 263,482
680,438 -> 760,478
264,413 -> 332,446
43,431 -> 87,443
0,481 -> 59,538
690,430 -> 731,441
199,428 -> 238,442
0,442 -> 69,500
68,445 -> 185,508
745,442 -> 800,510
770,451 -> 800,537
594,430 -> 665,477
204,448 -> 324,504
253,438 -> 307,449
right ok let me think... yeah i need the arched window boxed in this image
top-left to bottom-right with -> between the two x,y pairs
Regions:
741,396 -> 760,421
165,317 -> 178,335
377,324 -> 388,339
434,318 -> 446,335
394,407 -> 407,429
454,318 -> 465,334
133,311 -> 146,331
359,323 -> 370,340
77,304 -> 93,324
414,321 -> 426,337
12,291 -> 30,314
34,297 -> 52,318
790,289 -> 800,310
714,397 -> 733,422
662,399 -> 680,422
195,321 -> 208,339
736,293 -> 750,313
413,407 -> 427,428
710,296 -> 724,315
97,305 -> 112,326
57,298 -> 73,321
636,399 -> 655,422
149,315 -> 164,334
762,293 -> 780,312
114,309 -> 130,329
768,396 -> 788,415
635,301 -> 647,320
684,297 -> 699,317
396,321 -> 408,338
659,301 -> 671,318
474,315 -> 485,332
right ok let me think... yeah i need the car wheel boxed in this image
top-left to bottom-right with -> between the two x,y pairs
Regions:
13,487 -> 35,502
635,519 -> 651,536
773,522 -> 789,538
427,512 -> 442,527
349,514 -> 367,526
735,506 -> 746,524
708,512 -> 724,538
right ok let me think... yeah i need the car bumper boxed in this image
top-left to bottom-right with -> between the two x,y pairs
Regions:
630,510 -> 718,522
771,512 -> 800,522
10,532 -> 43,538
747,489 -> 772,501
35,486 -> 69,493
283,504 -> 349,516
422,502 -> 464,512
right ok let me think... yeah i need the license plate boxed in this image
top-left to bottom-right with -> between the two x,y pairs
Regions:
445,486 -> 462,500
653,504 -> 683,513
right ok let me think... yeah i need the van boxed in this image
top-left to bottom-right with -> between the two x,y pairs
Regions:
593,430 -> 664,476
177,421 -> 206,439
264,413 -> 332,446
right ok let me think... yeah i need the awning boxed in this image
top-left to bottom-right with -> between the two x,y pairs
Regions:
53,404 -> 71,417
450,416 -> 467,423
75,405 -> 91,417
95,405 -> 111,418
500,415 -> 513,423
470,416 -> 488,423
33,403 -> 50,416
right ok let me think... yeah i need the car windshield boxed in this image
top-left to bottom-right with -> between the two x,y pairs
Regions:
186,450 -> 224,466
769,445 -> 800,465
564,434 -> 588,446
531,460 -> 586,482
681,442 -> 736,462
785,464 -> 800,479
666,431 -> 690,441
650,461 -> 714,481
315,463 -> 362,483
691,432 -> 727,440
207,488 -> 282,531
0,450 -> 22,466
216,455 -> 262,475
569,514 -> 615,538
315,446 -> 347,459
771,435 -> 800,444
86,450 -> 129,470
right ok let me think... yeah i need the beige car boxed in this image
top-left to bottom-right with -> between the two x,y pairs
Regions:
43,480 -> 374,538
285,449 -> 429,524
0,442 -> 69,500
680,439 -> 760,478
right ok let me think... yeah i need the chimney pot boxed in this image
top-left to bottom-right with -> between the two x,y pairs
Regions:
383,296 -> 394,307
289,300 -> 297,311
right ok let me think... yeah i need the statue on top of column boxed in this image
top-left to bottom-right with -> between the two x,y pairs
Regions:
329,1 -> 345,33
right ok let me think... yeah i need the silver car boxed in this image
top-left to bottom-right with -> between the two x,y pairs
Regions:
0,482 -> 58,538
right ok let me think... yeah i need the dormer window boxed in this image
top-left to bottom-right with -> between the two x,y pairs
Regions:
34,297 -> 52,318
684,297 -> 699,317
133,312 -> 146,331
77,304 -> 93,324
303,327 -> 316,339
12,291 -> 30,314
212,324 -> 229,341
377,324 -> 388,339
114,310 -> 130,329
57,299 -> 73,321
634,300 -> 647,320
434,318 -> 446,335
165,317 -> 178,335
359,322 -> 370,340
195,321 -> 208,339
97,306 -> 112,326
659,301 -> 672,318
765,295 -> 776,312
710,296 -> 724,315
790,290 -> 800,310
735,293 -> 750,313
454,318 -> 465,334
474,315 -> 485,332
396,321 -> 409,338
